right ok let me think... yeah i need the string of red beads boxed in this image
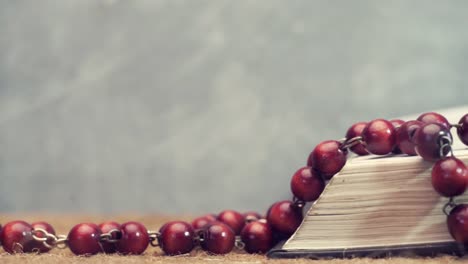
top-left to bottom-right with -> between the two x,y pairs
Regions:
284,112 -> 468,251
0,112 -> 467,256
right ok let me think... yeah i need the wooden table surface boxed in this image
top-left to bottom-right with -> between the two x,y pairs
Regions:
0,214 -> 466,263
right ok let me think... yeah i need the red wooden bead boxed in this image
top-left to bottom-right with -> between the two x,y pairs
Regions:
309,140 -> 347,180
67,223 -> 102,256
217,210 -> 245,235
159,221 -> 195,255
240,220 -> 273,254
458,114 -> 468,146
98,221 -> 121,254
447,204 -> 468,244
31,221 -> 56,253
361,119 -> 396,155
200,222 -> 235,254
1,220 -> 34,253
417,112 -> 450,129
266,200 -> 302,236
290,167 -> 325,201
191,214 -> 218,230
414,123 -> 452,161
115,221 -> 149,255
396,120 -> 424,156
390,119 -> 404,127
390,119 -> 405,154
204,214 -> 218,222
243,211 -> 263,222
191,216 -> 213,230
431,157 -> 468,197
345,122 -> 369,156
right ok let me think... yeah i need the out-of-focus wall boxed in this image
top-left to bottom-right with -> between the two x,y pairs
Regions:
0,0 -> 467,213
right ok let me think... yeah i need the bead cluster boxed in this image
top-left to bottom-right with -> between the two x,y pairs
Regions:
273,112 -> 468,253
0,211 -> 270,256
0,112 -> 467,256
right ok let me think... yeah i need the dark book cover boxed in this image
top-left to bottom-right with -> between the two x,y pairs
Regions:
267,239 -> 463,258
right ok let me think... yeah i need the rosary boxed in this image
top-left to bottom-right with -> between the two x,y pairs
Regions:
1,112 -> 467,256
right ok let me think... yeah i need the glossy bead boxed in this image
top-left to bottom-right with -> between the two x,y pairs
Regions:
431,157 -> 468,197
200,222 -> 235,254
361,119 -> 396,155
98,221 -> 121,254
309,140 -> 347,180
217,210 -> 245,235
191,214 -> 217,230
345,122 -> 369,156
266,200 -> 302,236
396,120 -> 424,156
204,214 -> 218,222
417,112 -> 450,129
243,211 -> 263,222
67,223 -> 102,256
31,221 -> 56,253
159,221 -> 195,255
290,167 -> 325,201
115,221 -> 149,255
458,114 -> 468,146
191,216 -> 213,230
390,119 -> 405,154
414,123 -> 452,161
447,204 -> 468,244
1,220 -> 34,253
240,220 -> 274,254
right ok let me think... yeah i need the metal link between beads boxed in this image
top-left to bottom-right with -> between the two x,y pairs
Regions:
148,230 -> 160,247
450,123 -> 462,129
55,235 -> 68,249
438,135 -> 453,158
99,228 -> 122,243
443,197 -> 457,216
235,236 -> 245,250
292,196 -> 305,209
339,136 -> 363,150
193,229 -> 204,246
32,228 -> 68,249
244,215 -> 259,223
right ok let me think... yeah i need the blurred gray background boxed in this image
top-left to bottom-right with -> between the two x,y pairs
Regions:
0,0 -> 467,214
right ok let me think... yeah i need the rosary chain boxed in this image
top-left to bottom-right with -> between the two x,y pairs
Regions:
5,112 -> 466,257
32,228 -> 68,249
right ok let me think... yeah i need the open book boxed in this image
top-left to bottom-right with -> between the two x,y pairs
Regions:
268,106 -> 468,258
